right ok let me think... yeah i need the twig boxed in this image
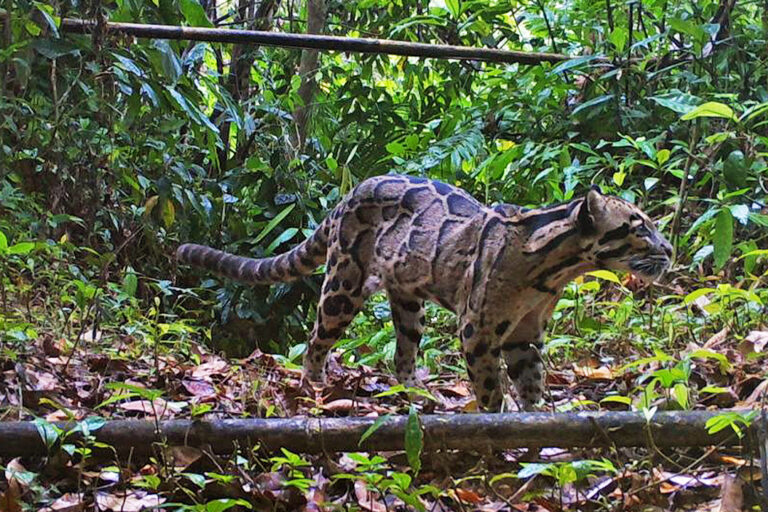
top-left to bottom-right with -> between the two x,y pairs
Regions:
670,124 -> 700,248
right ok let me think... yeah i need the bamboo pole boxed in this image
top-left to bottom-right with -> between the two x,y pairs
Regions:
0,410 -> 750,457
59,18 -> 594,65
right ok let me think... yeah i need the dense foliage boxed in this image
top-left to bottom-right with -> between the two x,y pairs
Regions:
2,0 -> 768,509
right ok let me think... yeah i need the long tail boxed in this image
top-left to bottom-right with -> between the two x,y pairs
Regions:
177,217 -> 330,284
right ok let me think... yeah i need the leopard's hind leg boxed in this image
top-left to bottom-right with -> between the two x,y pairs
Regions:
388,293 -> 424,388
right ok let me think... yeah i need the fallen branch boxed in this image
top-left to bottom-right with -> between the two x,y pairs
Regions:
0,410 -> 751,458
60,18 -> 590,65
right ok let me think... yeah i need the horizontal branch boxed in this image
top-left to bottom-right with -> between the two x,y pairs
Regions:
0,410 -> 750,457
60,18 -> 592,65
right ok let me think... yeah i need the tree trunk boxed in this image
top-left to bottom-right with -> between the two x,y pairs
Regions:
289,0 -> 327,152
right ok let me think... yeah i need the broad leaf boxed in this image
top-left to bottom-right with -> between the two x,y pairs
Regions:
713,208 -> 733,270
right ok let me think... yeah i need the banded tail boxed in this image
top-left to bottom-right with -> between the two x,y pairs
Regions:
176,218 -> 330,284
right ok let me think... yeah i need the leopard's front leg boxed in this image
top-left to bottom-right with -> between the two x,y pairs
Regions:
500,308 -> 551,411
459,317 -> 504,412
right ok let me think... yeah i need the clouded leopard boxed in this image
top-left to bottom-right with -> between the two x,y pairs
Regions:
177,175 -> 672,412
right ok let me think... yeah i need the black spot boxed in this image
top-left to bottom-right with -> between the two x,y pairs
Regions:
491,346 -> 501,357
598,223 -> 631,245
447,193 -> 480,217
507,360 -> 526,380
407,176 -> 428,184
342,279 -> 353,290
398,324 -> 420,343
373,178 -> 406,201
401,186 -> 430,211
495,321 -> 511,336
355,206 -> 379,224
480,395 -> 490,405
337,259 -> 350,271
328,253 -> 338,267
501,341 -> 531,352
323,295 -> 353,317
466,352 -> 476,367
527,359 -> 538,369
484,377 -> 497,391
432,180 -> 453,195
515,206 -> 572,232
523,228 -> 577,256
473,342 -> 488,357
382,205 -> 399,221
462,323 -> 474,339
419,316 -> 426,326
317,325 -> 341,340
532,372 -> 541,381
402,301 -> 421,313
330,277 -> 340,291
323,281 -> 332,294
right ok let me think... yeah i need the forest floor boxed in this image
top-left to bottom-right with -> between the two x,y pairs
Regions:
2,277 -> 767,512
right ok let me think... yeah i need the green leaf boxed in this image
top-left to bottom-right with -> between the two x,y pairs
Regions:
34,418 -> 60,450
123,270 -> 138,297
608,27 -> 628,52
386,141 -> 405,156
254,204 -> 296,244
587,270 -> 621,284
0,231 -> 7,252
179,0 -> 213,27
445,0 -> 461,17
649,92 -> 700,114
600,395 -> 632,406
8,242 -> 34,255
404,405 -> 423,475
681,102 -> 738,122
572,94 -> 614,116
359,414 -> 393,446
713,208 -> 733,270
265,227 -> 298,255
517,462 -> 553,479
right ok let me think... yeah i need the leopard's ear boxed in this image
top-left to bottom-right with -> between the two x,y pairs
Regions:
578,187 -> 604,234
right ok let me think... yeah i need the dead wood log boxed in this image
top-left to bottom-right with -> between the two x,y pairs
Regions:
60,18 -> 586,65
0,410 -> 752,458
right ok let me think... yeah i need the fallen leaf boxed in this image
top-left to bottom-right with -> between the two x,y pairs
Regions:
163,446 -> 202,470
182,378 -> 216,398
573,365 -> 613,380
0,479 -> 22,512
354,480 -> 387,512
455,488 -> 484,504
118,399 -> 184,417
718,474 -> 743,512
95,491 -> 165,512
191,359 -> 229,379
704,327 -> 730,349
39,493 -> 85,512
744,331 -> 768,353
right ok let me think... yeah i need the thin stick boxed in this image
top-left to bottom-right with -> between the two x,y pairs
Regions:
60,18 -> 589,65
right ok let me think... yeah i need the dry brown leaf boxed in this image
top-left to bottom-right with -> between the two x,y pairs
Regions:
4,459 -> 31,491
718,474 -> 743,512
39,493 -> 85,512
743,379 -> 768,405
118,398 -> 183,417
95,491 -> 165,512
573,365 -> 614,380
164,446 -> 203,470
182,378 -> 216,398
191,359 -> 229,379
455,488 -> 484,504
354,480 -> 387,512
704,327 -> 730,349
0,478 -> 22,512
745,331 -> 768,353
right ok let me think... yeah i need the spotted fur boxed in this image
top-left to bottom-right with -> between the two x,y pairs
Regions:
177,175 -> 672,411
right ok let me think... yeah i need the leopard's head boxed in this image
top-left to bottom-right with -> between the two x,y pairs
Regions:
578,186 -> 673,281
